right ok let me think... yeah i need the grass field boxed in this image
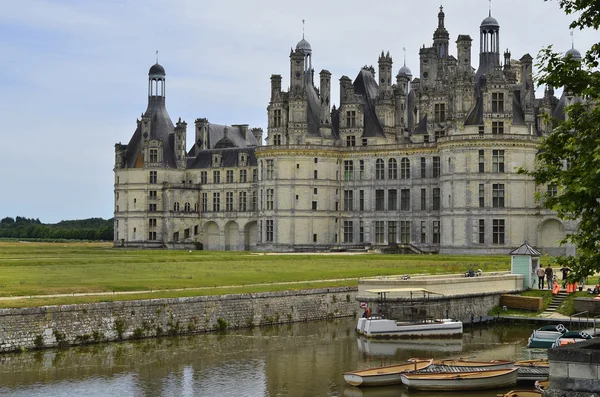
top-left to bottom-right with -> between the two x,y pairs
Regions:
0,241 -> 521,308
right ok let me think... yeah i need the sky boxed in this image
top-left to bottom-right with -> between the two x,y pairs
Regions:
0,0 -> 596,224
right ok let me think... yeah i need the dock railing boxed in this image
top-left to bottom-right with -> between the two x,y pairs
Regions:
569,311 -> 589,331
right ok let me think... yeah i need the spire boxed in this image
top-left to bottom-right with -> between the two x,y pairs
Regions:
489,0 -> 492,17
156,50 -> 159,64
302,19 -> 305,39
571,29 -> 574,49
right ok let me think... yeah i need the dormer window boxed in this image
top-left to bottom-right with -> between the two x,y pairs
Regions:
149,149 -> 158,163
434,103 -> 446,123
212,154 -> 221,167
492,93 -> 504,113
239,153 -> 247,166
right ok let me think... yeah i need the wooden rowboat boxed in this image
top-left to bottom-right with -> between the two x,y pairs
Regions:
400,368 -> 518,391
514,359 -> 549,368
502,390 -> 542,397
343,359 -> 432,387
535,379 -> 549,391
409,357 -> 515,370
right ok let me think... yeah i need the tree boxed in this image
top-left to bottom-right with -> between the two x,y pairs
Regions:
526,1 -> 600,280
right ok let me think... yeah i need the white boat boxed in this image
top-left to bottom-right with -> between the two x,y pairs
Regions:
410,357 -> 515,370
343,359 -> 433,387
527,324 -> 568,348
400,368 -> 518,391
551,330 -> 593,347
360,318 -> 463,338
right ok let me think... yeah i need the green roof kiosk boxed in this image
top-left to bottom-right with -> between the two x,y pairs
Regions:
510,243 -> 542,289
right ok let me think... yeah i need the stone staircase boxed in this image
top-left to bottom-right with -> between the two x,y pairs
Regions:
540,291 -> 569,317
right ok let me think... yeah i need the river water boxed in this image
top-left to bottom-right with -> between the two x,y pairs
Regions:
0,317 -> 545,397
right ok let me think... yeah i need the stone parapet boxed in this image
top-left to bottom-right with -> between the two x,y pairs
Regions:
545,339 -> 600,396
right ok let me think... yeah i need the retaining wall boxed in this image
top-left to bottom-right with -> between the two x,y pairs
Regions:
546,339 -> 600,397
0,287 -> 358,353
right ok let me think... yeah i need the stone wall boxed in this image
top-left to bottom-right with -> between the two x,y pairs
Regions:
573,297 -> 600,316
546,339 -> 600,397
0,287 -> 358,353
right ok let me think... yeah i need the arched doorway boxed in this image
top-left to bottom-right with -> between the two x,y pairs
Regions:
244,221 -> 258,251
204,222 -> 220,251
224,221 -> 239,251
538,219 -> 566,256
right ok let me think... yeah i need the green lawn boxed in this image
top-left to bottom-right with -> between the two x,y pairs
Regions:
0,241 -> 518,308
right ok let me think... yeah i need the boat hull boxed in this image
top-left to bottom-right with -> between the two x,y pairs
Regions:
361,318 -> 463,338
400,368 -> 518,391
343,360 -> 432,387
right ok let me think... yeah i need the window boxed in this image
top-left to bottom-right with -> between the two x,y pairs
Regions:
343,221 -> 354,243
434,130 -> 445,142
266,189 -> 274,210
493,219 -> 505,244
226,170 -> 234,183
420,188 -> 426,210
400,158 -> 410,179
479,125 -> 485,135
362,138 -> 368,146
492,121 -> 504,135
149,171 -> 157,184
313,188 -> 318,195
194,225 -> 199,236
548,184 -> 558,197
213,192 -> 220,212
492,184 -> 505,208
432,221 -> 440,244
239,169 -> 247,183
148,231 -> 157,240
266,220 -> 274,242
149,149 -> 158,163
388,189 -> 397,211
434,103 -> 446,123
266,160 -> 274,179
253,169 -> 258,182
252,191 -> 258,211
479,219 -> 485,244
273,134 -> 282,145
213,170 -> 220,184
239,191 -> 247,211
400,221 -> 411,244
149,190 -> 157,200
359,190 -> 365,211
312,201 -> 317,210
313,234 -> 317,243
375,190 -> 385,211
388,221 -> 397,244
492,150 -> 505,173
343,190 -> 354,211
432,157 -> 440,177
346,136 -> 356,146
200,171 -> 207,184
375,159 -> 385,180
420,157 -> 426,178
313,170 -> 318,179
479,150 -> 485,173
173,202 -> 180,212
344,160 -> 354,180
479,184 -> 485,208
149,218 -> 157,228
202,193 -> 208,212
194,202 -> 198,212
184,202 -> 191,212
401,189 -> 411,211
375,221 -> 385,244
359,221 -> 364,243
433,188 -> 440,210
492,92 -> 504,113
359,160 -> 365,180
420,221 -> 426,243
424,135 -> 430,143
184,228 -> 190,239
226,192 -> 234,211
314,158 -> 318,164
388,159 -> 398,179
346,110 -> 356,127
273,109 -> 282,127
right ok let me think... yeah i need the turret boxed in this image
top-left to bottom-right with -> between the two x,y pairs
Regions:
433,6 -> 450,59
174,118 -> 187,168
195,118 -> 209,151
378,51 -> 393,88
252,128 -> 263,146
456,35 -> 472,75
476,12 -> 501,78
270,74 -> 282,101
520,53 -> 535,126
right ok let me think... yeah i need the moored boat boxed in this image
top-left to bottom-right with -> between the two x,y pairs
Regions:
503,390 -> 542,397
409,357 -> 515,370
400,368 -> 518,391
535,379 -> 549,391
551,330 -> 593,347
343,359 -> 433,387
361,318 -> 463,338
514,359 -> 549,367
527,324 -> 568,348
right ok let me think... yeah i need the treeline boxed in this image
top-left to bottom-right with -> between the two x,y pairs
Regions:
0,216 -> 113,241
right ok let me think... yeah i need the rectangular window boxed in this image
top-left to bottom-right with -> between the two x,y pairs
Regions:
343,221 -> 354,243
149,218 -> 157,228
433,188 -> 440,210
253,169 -> 258,182
184,228 -> 190,239
375,159 -> 385,180
266,189 -> 274,210
434,130 -> 445,142
424,135 -> 430,143
273,134 -> 281,145
149,149 -> 158,163
388,221 -> 397,244
359,160 -> 365,180
149,171 -> 157,184
548,184 -> 558,197
213,170 -> 220,184
479,125 -> 485,135
434,103 -> 446,123
313,234 -> 317,243
479,150 -> 485,173
400,221 -> 411,244
375,221 -> 385,244
362,138 -> 368,146
148,231 -> 157,241
388,189 -> 397,211
313,170 -> 318,179
432,221 -> 440,244
266,159 -> 274,179
200,171 -> 207,184
346,110 -> 356,127
194,225 -> 199,236
493,219 -> 505,244
420,188 -> 426,211
239,169 -> 247,183
344,160 -> 354,180
401,189 -> 411,211
492,150 -> 505,173
313,188 -> 318,195
213,192 -> 220,212
420,221 -> 426,243
479,184 -> 485,208
273,109 -> 282,127
359,221 -> 364,243
359,190 -> 365,211
252,191 -> 258,211
312,201 -> 317,210
492,92 -> 505,113
202,193 -> 208,212
479,219 -> 485,244
492,184 -> 505,208
346,136 -> 356,146
343,190 -> 354,211
239,191 -> 247,211
226,170 -> 234,183
420,157 -> 426,178
492,121 -> 504,135
149,190 -> 157,200
226,191 -> 234,212
149,203 -> 157,212
432,157 -> 440,178
389,159 -> 398,180
375,190 -> 385,211
266,220 -> 274,242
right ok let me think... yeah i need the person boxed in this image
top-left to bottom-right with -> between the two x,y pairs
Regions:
545,265 -> 554,290
560,266 -> 572,280
536,265 -> 546,289
592,284 -> 600,295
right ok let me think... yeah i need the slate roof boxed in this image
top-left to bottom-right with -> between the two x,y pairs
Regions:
186,148 -> 258,169
188,123 -> 258,155
510,242 -> 541,256
305,78 -> 321,137
353,69 -> 384,138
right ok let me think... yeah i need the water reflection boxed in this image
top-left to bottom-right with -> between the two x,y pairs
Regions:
0,318 -> 544,397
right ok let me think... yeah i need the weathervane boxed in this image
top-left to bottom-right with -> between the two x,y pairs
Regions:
156,50 -> 159,64
403,47 -> 407,65
302,19 -> 305,39
489,0 -> 492,16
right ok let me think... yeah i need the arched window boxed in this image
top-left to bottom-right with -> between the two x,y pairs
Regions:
184,202 -> 191,212
375,159 -> 385,180
400,158 -> 411,179
173,202 -> 180,212
388,159 -> 398,180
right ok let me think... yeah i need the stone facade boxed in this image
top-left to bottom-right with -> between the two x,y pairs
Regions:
114,5 -> 578,254
546,339 -> 600,396
0,287 -> 357,353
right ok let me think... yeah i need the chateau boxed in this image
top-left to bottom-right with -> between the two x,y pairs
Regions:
114,6 -> 578,255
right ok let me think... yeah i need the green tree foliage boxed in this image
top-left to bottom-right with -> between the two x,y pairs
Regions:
526,1 -> 600,280
0,217 -> 113,241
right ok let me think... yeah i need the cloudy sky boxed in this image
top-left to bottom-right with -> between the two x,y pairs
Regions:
0,0 -> 596,223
